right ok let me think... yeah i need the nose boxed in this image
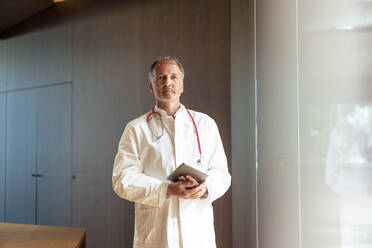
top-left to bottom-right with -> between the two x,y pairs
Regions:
164,76 -> 173,87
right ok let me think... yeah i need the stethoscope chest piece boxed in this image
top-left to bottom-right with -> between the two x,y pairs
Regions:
197,156 -> 208,172
197,155 -> 204,165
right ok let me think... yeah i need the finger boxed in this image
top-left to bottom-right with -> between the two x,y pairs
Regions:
185,183 -> 204,196
182,180 -> 197,189
187,180 -> 205,189
174,181 -> 191,193
178,176 -> 187,182
190,185 -> 205,198
185,175 -> 199,186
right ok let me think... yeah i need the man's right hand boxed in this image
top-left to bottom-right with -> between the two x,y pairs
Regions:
166,176 -> 206,198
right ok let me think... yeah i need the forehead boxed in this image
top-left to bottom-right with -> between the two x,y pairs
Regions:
155,60 -> 182,75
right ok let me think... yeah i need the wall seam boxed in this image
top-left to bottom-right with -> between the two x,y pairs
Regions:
0,81 -> 72,94
70,6 -> 75,226
228,0 -> 233,247
295,0 -> 303,247
254,0 -> 258,247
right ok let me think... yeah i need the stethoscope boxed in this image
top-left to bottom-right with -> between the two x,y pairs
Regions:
146,107 -> 203,164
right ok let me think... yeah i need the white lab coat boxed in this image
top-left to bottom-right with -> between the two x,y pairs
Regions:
112,104 -> 231,248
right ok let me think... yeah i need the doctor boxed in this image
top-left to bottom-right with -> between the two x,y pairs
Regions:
112,56 -> 231,248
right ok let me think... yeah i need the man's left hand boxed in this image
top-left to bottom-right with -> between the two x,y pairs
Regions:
178,175 -> 208,199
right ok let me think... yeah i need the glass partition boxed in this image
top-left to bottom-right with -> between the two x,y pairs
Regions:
299,1 -> 372,247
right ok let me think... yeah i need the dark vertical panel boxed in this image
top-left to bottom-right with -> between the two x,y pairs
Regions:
256,0 -> 300,248
72,0 -> 230,247
6,90 -> 37,224
36,84 -> 72,226
231,0 -> 257,247
4,6 -> 72,91
0,94 -> 5,221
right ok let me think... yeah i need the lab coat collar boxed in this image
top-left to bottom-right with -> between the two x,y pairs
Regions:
154,103 -> 186,119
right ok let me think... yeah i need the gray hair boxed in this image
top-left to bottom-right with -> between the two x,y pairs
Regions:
148,56 -> 185,83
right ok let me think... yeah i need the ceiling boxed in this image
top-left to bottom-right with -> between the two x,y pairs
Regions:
0,0 -> 55,33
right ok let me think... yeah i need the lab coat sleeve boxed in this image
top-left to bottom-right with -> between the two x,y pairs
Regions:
112,123 -> 168,207
203,119 -> 231,204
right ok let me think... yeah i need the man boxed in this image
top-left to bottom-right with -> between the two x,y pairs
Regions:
112,56 -> 231,248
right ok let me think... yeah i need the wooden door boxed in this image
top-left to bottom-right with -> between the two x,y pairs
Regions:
5,84 -> 72,226
36,84 -> 72,226
6,90 -> 37,224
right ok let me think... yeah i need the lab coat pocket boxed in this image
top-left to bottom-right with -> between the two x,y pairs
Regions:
135,206 -> 167,245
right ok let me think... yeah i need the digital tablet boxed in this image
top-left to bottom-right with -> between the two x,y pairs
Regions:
168,163 -> 208,182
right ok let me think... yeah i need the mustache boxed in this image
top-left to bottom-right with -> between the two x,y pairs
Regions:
162,87 -> 175,93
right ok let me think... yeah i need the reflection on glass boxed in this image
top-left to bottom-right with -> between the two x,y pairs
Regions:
300,0 -> 372,247
326,103 -> 372,248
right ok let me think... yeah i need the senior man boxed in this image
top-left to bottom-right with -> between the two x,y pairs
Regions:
112,56 -> 231,248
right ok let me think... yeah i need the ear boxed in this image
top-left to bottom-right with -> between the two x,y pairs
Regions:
149,82 -> 154,94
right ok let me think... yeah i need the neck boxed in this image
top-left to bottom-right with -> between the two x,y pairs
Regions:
156,101 -> 180,116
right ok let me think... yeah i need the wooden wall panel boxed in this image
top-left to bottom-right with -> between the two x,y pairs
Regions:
0,94 -> 5,222
0,40 -> 5,221
231,0 -> 257,247
72,3 -> 139,247
36,84 -> 72,227
5,84 -> 72,226
4,5 -> 72,91
72,0 -> 230,247
6,90 -> 37,224
0,41 -> 6,92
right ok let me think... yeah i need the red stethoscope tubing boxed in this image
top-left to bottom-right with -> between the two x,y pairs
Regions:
146,108 -> 159,122
186,109 -> 202,158
146,107 -> 202,158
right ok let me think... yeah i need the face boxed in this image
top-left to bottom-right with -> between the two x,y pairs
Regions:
149,60 -> 184,104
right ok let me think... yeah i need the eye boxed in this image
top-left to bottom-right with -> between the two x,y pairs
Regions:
158,75 -> 165,80
171,75 -> 177,80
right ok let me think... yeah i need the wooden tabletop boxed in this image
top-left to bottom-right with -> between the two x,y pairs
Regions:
0,222 -> 86,248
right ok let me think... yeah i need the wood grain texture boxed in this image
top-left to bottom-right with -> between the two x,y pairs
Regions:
0,222 -> 86,248
72,0 -> 230,247
231,0 -> 257,247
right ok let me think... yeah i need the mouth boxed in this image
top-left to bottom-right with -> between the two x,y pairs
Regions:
162,88 -> 175,94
